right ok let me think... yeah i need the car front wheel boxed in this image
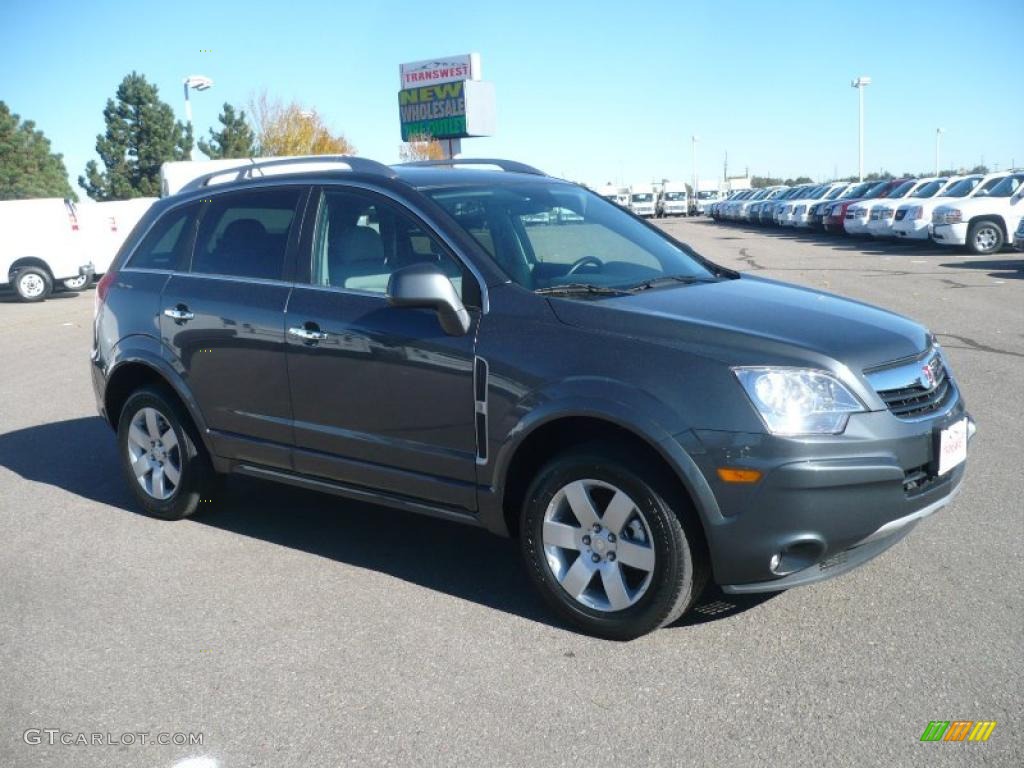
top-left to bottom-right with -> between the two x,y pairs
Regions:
520,445 -> 707,640
117,387 -> 218,520
967,220 -> 1004,255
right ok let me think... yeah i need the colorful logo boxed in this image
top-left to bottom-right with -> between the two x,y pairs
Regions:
920,721 -> 997,742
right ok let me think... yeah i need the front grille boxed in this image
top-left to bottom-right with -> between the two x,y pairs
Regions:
875,357 -> 952,418
895,209 -> 907,221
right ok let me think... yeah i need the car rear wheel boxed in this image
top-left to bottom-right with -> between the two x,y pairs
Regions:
520,445 -> 707,640
967,220 -> 1004,255
12,267 -> 52,302
117,387 -> 218,520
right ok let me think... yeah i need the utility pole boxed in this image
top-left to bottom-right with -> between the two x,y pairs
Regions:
851,76 -> 871,181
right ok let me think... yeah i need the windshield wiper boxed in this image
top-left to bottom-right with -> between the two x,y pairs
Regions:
535,283 -> 631,297
624,275 -> 716,292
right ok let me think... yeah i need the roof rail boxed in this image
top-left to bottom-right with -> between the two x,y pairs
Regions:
178,155 -> 398,194
396,158 -> 547,176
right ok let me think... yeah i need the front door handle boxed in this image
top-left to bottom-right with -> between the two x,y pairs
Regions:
163,306 -> 194,322
288,325 -> 329,342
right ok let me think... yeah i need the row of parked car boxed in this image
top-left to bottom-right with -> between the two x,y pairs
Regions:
707,171 -> 1024,255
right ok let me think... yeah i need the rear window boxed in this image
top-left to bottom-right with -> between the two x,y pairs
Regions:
126,205 -> 197,270
191,189 -> 302,280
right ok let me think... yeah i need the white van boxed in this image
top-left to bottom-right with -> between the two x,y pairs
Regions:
0,198 -> 94,301
629,184 -> 657,217
659,182 -> 689,217
78,198 -> 158,275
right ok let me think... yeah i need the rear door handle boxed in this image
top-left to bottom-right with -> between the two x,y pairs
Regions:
163,306 -> 194,322
288,325 -> 329,342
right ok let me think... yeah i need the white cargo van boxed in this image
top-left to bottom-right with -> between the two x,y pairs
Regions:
659,182 -> 689,217
78,198 -> 158,275
628,184 -> 657,217
0,198 -> 94,301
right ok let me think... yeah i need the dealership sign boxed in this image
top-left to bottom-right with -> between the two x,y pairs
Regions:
397,54 -> 495,141
399,53 -> 481,89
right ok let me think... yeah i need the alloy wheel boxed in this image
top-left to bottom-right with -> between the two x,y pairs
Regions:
542,479 -> 656,612
974,226 -> 999,252
126,407 -> 181,500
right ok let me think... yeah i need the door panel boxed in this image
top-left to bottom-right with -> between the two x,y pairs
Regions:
159,187 -> 306,470
161,275 -> 294,469
285,187 -> 478,511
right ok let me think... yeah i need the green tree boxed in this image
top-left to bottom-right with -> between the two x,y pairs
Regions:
80,72 -> 192,200
198,103 -> 257,159
0,102 -> 75,200
784,176 -> 814,185
751,176 -> 783,188
969,164 -> 989,174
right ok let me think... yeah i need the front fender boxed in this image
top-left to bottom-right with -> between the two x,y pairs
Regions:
479,377 -> 723,536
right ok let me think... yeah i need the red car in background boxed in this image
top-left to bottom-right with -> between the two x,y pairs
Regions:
822,180 -> 893,234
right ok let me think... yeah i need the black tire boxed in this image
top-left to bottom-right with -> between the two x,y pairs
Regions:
520,445 -> 707,640
12,267 -> 52,302
966,219 -> 1004,255
116,386 -> 218,520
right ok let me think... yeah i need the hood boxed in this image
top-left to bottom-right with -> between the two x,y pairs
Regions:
548,275 -> 929,371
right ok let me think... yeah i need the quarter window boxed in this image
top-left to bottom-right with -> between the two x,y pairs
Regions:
126,205 -> 197,270
191,189 -> 302,280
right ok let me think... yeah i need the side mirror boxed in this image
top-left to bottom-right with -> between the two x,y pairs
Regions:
386,262 -> 471,336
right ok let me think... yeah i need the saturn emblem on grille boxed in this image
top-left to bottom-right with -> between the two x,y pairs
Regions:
921,361 -> 937,388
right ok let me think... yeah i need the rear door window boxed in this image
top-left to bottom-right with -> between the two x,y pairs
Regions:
191,189 -> 303,280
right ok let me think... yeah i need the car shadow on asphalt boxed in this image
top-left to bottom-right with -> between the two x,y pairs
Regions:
0,416 -> 777,634
940,258 -> 1024,280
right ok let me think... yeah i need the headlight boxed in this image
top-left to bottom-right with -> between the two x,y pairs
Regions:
733,367 -> 866,435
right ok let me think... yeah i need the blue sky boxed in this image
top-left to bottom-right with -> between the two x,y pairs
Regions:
2,0 -> 1022,195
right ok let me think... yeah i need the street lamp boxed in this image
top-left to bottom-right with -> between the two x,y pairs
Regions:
935,128 -> 945,176
850,76 -> 871,181
691,135 -> 699,213
183,75 -> 214,160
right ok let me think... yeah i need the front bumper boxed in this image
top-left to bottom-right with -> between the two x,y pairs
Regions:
931,222 -> 967,245
893,220 -> 930,240
680,398 -> 974,592
868,218 -> 896,238
844,216 -> 870,234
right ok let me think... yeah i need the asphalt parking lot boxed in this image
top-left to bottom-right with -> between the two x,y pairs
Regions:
1,219 -> 1021,768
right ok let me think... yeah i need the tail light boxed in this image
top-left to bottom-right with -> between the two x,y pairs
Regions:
94,269 -> 117,316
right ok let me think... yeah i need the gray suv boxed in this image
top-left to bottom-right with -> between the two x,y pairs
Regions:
91,157 -> 974,639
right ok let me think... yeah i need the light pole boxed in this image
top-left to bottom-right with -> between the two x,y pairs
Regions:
691,135 -> 699,213
850,76 -> 871,181
183,75 -> 214,160
935,128 -> 945,175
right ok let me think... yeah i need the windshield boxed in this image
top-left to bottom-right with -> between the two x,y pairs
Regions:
427,182 -> 718,292
942,177 -> 981,197
631,193 -> 653,202
886,181 -> 915,198
863,181 -> 889,198
841,182 -> 872,198
984,174 -> 1024,198
663,192 -> 687,201
825,185 -> 847,199
911,180 -> 944,198
697,191 -> 717,199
